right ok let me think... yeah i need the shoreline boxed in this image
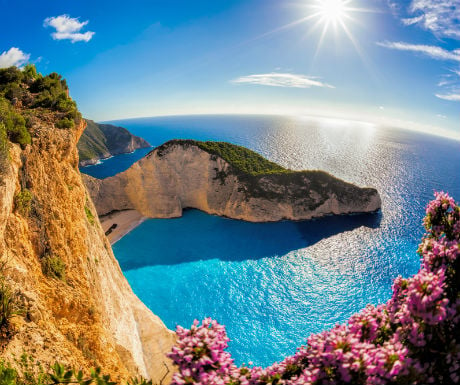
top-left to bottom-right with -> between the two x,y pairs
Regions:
100,209 -> 147,244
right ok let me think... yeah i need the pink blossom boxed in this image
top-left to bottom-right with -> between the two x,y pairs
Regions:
169,192 -> 460,385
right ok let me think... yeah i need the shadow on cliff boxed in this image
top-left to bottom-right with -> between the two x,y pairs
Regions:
114,209 -> 382,270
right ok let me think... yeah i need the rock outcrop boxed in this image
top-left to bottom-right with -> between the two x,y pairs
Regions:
84,140 -> 381,222
0,119 -> 174,381
78,120 -> 151,166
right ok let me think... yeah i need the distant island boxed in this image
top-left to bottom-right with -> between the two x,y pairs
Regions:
84,139 -> 381,239
77,119 -> 151,166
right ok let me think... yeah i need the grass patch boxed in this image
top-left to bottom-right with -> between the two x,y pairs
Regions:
14,189 -> 33,217
85,206 -> 95,225
0,122 -> 8,174
0,260 -> 22,338
55,118 -> 74,129
41,255 -> 66,281
0,355 -> 159,385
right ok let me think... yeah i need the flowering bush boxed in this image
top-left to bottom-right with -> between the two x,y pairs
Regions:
168,192 -> 460,385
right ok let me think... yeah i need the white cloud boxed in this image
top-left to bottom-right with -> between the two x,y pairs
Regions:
44,15 -> 94,43
232,73 -> 334,89
404,0 -> 460,39
379,106 -> 385,110
435,93 -> 460,102
0,47 -> 30,68
376,41 -> 460,62
401,15 -> 424,25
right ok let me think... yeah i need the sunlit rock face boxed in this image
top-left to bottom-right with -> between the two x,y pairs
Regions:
0,119 -> 175,382
84,140 -> 381,222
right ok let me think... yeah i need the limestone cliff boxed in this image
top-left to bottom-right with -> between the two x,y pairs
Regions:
0,113 -> 174,380
78,120 -> 151,167
84,140 -> 381,222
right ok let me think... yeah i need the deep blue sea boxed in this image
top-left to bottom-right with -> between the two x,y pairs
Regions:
81,115 -> 460,367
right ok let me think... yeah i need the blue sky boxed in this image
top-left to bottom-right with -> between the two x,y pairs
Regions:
1,0 -> 459,138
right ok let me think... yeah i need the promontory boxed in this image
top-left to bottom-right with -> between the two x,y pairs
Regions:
78,119 -> 151,166
83,140 -> 381,222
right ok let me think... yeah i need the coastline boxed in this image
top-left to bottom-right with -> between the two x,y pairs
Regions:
100,209 -> 147,244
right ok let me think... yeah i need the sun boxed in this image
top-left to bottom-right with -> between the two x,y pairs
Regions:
303,0 -> 368,58
315,0 -> 349,24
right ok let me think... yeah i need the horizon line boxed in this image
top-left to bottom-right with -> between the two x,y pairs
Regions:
96,111 -> 460,142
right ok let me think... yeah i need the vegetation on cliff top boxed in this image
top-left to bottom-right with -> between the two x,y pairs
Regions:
157,140 -> 288,176
0,65 -> 81,173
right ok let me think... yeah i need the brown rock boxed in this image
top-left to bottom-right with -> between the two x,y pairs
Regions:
84,140 -> 381,222
0,119 -> 175,381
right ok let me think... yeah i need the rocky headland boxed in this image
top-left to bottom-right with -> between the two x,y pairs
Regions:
78,120 -> 151,167
84,140 -> 381,223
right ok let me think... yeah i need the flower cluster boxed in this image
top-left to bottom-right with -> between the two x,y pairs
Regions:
168,192 -> 460,385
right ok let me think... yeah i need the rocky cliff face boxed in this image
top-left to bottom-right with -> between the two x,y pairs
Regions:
78,120 -> 151,166
84,140 -> 381,222
0,118 -> 174,381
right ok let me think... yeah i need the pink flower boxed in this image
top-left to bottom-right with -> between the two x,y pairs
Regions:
169,192 -> 460,385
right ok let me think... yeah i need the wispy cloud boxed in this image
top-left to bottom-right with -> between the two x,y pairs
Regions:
435,67 -> 460,102
44,15 -> 94,43
0,47 -> 30,68
435,93 -> 460,102
404,0 -> 460,39
376,41 -> 460,62
232,73 -> 334,89
401,15 -> 424,26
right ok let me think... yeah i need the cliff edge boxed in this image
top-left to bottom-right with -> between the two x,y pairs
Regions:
0,66 -> 174,381
84,140 -> 381,222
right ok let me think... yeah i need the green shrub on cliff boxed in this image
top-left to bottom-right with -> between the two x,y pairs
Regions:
0,65 -> 81,131
0,261 -> 22,332
0,122 -> 8,174
14,189 -> 33,216
41,255 -> 66,281
0,98 -> 31,148
0,359 -> 157,385
0,67 -> 22,86
55,118 -> 74,129
85,206 -> 95,225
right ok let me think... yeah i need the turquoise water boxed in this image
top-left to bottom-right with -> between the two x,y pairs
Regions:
82,115 -> 460,366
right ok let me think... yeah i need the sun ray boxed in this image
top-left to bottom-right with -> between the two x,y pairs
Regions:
313,21 -> 331,61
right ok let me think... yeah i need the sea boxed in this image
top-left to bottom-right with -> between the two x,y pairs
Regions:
80,114 -> 460,367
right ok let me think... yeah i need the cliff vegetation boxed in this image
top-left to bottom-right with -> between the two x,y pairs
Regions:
0,65 -> 81,174
156,140 -> 286,176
